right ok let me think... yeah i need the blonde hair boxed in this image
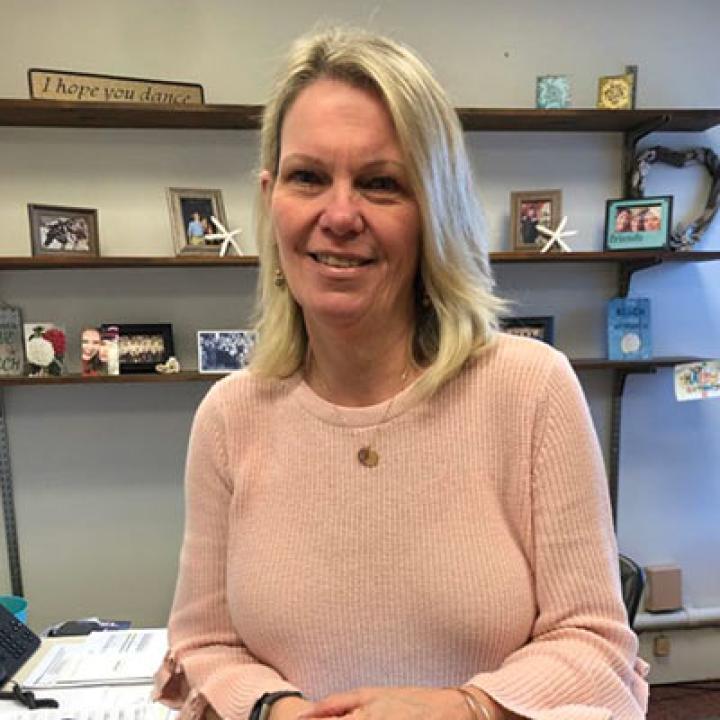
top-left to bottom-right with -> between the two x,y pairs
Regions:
251,26 -> 504,398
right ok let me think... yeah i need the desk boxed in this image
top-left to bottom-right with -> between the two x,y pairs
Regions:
0,637 -> 172,718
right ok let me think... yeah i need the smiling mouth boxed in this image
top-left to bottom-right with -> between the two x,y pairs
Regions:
309,253 -> 373,268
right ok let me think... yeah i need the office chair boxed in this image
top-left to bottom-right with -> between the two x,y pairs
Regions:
619,554 -> 645,628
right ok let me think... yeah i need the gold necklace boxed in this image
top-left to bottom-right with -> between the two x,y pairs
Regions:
307,356 -> 410,468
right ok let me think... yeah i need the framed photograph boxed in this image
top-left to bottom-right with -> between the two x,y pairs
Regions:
28,204 -> 99,256
0,305 -> 25,376
510,189 -> 562,251
536,75 -> 571,109
81,325 -> 120,376
23,322 -> 66,377
167,187 -> 227,255
596,73 -> 634,110
197,330 -> 256,374
500,316 -> 555,345
102,323 -> 174,374
604,196 -> 672,251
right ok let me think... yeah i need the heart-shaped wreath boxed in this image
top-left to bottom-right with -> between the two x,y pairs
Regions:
630,145 -> 720,250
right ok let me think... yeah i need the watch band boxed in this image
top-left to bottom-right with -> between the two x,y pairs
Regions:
249,691 -> 303,720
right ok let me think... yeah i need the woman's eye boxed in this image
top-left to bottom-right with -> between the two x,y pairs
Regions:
287,169 -> 322,186
360,176 -> 401,192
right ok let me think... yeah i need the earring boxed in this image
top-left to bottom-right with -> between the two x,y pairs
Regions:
274,268 -> 286,288
421,292 -> 432,309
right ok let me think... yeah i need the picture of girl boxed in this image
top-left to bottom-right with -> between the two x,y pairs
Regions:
80,327 -> 104,376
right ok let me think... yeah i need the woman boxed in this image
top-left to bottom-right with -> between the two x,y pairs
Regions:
80,326 -> 103,376
155,28 -> 648,720
614,209 -> 632,233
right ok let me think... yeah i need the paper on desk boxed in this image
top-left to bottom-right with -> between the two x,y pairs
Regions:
0,699 -> 175,720
23,629 -> 167,689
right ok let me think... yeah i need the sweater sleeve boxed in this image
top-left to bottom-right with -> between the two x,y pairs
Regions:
467,352 -> 649,720
153,383 -> 300,720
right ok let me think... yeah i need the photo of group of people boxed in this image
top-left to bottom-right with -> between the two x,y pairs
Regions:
510,189 -> 562,251
604,196 -> 671,251
613,205 -> 663,233
168,188 -> 227,254
120,333 -> 167,365
198,330 -> 255,373
519,201 -> 552,245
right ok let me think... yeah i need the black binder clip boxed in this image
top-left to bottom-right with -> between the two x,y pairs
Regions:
0,681 -> 59,709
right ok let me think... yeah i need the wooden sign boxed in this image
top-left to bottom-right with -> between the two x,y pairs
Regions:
28,68 -> 204,105
0,306 -> 25,376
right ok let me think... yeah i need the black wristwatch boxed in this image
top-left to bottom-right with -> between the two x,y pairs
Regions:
249,691 -> 304,720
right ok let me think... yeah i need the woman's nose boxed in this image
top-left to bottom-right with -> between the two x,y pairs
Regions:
318,184 -> 364,237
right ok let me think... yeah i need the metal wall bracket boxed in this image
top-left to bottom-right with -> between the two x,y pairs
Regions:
0,389 -> 23,596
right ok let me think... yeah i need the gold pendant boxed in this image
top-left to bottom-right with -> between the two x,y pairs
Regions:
358,446 -> 379,468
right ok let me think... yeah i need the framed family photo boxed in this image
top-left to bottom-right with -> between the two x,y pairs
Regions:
28,204 -> 99,257
604,196 -> 672,251
197,330 -> 255,373
167,187 -> 227,255
500,316 -> 555,345
102,323 -> 174,374
510,190 -> 562,251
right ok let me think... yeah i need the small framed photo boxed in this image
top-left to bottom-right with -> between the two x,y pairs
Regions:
536,75 -> 571,109
28,204 -> 99,257
500,316 -> 555,345
81,326 -> 120,376
604,196 -> 672,251
167,187 -> 227,255
197,330 -> 256,374
102,323 -> 174,374
596,73 -> 634,110
510,189 -> 562,251
23,322 -> 66,377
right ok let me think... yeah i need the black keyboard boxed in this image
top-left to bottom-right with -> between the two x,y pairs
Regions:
0,602 -> 40,685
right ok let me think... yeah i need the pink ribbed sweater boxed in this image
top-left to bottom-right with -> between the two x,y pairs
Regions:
154,334 -> 648,720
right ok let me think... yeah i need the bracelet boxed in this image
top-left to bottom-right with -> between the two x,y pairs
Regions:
249,691 -> 304,720
456,686 -> 493,720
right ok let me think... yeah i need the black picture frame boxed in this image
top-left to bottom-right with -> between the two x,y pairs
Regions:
500,316 -> 555,345
101,323 -> 174,374
604,196 -> 672,251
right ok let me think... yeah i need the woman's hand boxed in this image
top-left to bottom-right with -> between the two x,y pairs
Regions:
271,696 -> 315,720
296,687 -> 473,720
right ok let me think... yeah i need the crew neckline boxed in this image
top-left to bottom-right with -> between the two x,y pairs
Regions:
288,371 -> 424,428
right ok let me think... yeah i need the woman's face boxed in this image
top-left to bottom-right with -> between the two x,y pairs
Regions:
615,210 -> 630,230
81,328 -> 101,360
262,78 -> 421,340
644,211 -> 661,231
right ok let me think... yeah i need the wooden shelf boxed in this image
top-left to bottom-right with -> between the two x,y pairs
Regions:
2,251 -> 719,270
1,99 -> 719,133
0,371 -> 220,386
457,108 -> 720,133
491,250 -> 720,264
571,357 -> 707,371
0,99 -> 264,129
1,357 -> 707,386
0,255 -> 259,269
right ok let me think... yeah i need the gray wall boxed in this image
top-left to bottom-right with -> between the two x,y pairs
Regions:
1,0 -> 719,682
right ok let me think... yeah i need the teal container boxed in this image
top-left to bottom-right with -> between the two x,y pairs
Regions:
0,595 -> 28,623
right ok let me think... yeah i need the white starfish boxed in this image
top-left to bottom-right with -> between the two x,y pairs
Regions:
536,215 -> 577,253
204,216 -> 243,257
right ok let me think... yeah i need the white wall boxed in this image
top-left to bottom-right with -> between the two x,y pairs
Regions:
1,0 -> 718,682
